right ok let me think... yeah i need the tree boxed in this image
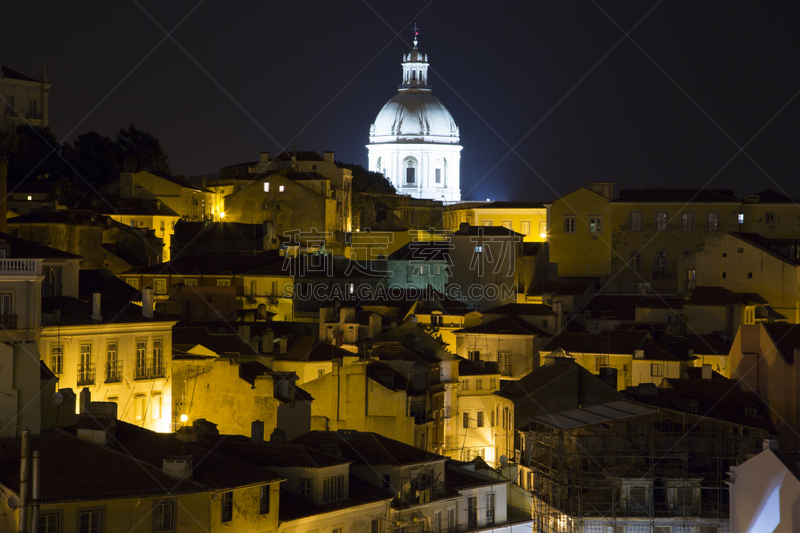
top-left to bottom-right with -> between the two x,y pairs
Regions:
115,123 -> 171,174
0,125 -> 67,182
69,130 -> 119,184
338,162 -> 396,195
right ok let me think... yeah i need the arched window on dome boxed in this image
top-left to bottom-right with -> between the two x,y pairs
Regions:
403,157 -> 418,187
434,157 -> 447,187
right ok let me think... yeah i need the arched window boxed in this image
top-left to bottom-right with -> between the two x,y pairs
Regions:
403,157 -> 418,186
376,156 -> 382,174
630,251 -> 641,272
654,251 -> 667,278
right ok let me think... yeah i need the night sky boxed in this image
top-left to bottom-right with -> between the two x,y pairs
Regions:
3,1 -> 799,201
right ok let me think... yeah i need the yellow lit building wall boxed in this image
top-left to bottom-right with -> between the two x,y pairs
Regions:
549,188 -> 611,277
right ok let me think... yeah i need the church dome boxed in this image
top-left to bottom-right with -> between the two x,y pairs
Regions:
370,90 -> 460,144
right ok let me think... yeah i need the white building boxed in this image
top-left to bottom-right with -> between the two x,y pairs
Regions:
367,30 -> 462,203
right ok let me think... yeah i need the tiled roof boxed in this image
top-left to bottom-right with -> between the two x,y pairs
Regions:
93,197 -> 180,217
686,286 -> 767,306
367,361 -> 410,391
279,476 -> 394,522
629,378 -> 777,433
543,330 -> 688,361
273,150 -> 325,162
0,428 -> 203,503
388,240 -> 454,261
446,464 -> 505,491
482,303 -> 556,317
613,188 -> 738,203
79,269 -> 142,302
198,440 -> 351,468
452,315 -> 550,336
173,326 -> 260,356
522,400 -> 656,430
123,253 -> 283,276
291,430 -> 445,467
763,323 -> 800,364
40,296 -> 174,325
286,171 -> 329,182
452,225 -> 524,237
579,295 -> 644,321
528,281 -> 595,297
270,336 -> 358,362
497,358 -> 582,399
668,333 -> 732,357
636,296 -> 684,310
0,231 -> 83,259
743,190 -> 800,204
0,65 -> 41,82
730,232 -> 800,266
445,201 -> 548,210
147,170 -> 212,193
173,221 -> 268,242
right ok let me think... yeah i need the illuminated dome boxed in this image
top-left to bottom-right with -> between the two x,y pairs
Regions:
367,27 -> 462,203
369,91 -> 460,144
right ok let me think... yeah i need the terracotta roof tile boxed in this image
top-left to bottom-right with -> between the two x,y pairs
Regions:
291,430 -> 445,467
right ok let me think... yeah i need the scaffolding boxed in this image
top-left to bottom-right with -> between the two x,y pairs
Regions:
520,409 -> 767,533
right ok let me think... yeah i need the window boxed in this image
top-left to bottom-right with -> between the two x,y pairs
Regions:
654,251 -> 667,278
630,211 -> 643,231
766,212 -> 775,223
434,265 -> 441,275
128,278 -> 140,289
152,394 -> 162,420
699,528 -> 719,533
383,474 -> 391,490
435,168 -> 441,183
217,279 -> 230,287
486,492 -> 495,525
153,340 -> 163,376
656,212 -> 668,231
468,496 -> 478,528
707,212 -> 719,231
135,341 -> 147,379
651,363 -> 663,377
738,213 -> 745,224
433,512 -> 442,532
332,527 -> 343,533
154,279 -> 166,294
0,293 -> 12,320
589,217 -> 602,233
264,182 -> 270,192
42,266 -> 63,296
153,502 -> 173,530
79,510 -> 101,533
629,251 -> 641,272
447,508 -> 455,530
221,491 -> 233,522
722,272 -> 727,279
748,272 -> 753,279
134,395 -> 146,422
477,411 -> 485,427
419,266 -> 426,275
499,351 -> 511,376
491,410 -> 495,427
279,185 -> 285,192
482,220 -> 492,226
51,345 -> 63,375
521,220 -> 531,235
681,212 -> 694,231
6,95 -> 15,114
260,485 -> 270,514
300,479 -> 312,497
406,167 -> 416,184
474,245 -> 483,253
29,98 -> 38,117
372,518 -> 381,533
184,278 -> 197,287
462,379 -> 469,391
40,514 -> 59,533
79,344 -> 93,385
489,378 -> 496,389
463,411 -> 470,429
476,379 -> 483,390
502,220 -> 512,229
323,475 -> 344,502
563,217 -> 576,233
318,369 -> 325,378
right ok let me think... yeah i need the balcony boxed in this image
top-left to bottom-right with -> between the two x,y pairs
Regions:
134,359 -> 166,380
0,258 -> 41,276
0,314 -> 18,329
105,362 -> 123,383
77,363 -> 96,386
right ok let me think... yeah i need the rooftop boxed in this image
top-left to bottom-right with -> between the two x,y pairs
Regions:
452,315 -> 550,337
613,188 -> 738,203
291,430 -> 445,467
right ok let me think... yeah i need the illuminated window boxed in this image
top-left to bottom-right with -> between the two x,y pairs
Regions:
134,395 -> 146,421
656,212 -> 668,231
482,220 -> 492,226
152,394 -> 162,420
51,345 -> 63,375
279,185 -> 284,192
502,220 -> 512,230
589,217 -> 602,233
434,265 -> 441,275
477,411 -> 485,427
738,213 -> 745,224
135,341 -> 147,379
521,221 -> 530,235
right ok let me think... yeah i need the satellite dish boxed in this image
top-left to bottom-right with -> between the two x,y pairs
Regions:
7,495 -> 19,510
499,455 -> 508,465
51,392 -> 63,406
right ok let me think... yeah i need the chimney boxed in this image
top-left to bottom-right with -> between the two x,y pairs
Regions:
279,336 -> 288,355
269,428 -> 287,443
91,292 -> 103,321
0,156 -> 8,234
324,151 -> 334,163
262,329 -> 274,353
763,439 -> 778,451
701,364 -> 712,380
320,443 -> 342,457
238,325 -> 251,342
142,288 -> 154,318
162,456 -> 193,479
251,420 -> 265,443
79,388 -> 91,414
260,152 -> 271,164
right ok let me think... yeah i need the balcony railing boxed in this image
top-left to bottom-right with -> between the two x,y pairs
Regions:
77,363 -> 96,386
0,314 -> 18,329
105,362 -> 123,383
134,359 -> 166,380
0,258 -> 40,275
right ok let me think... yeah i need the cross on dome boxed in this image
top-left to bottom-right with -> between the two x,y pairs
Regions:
413,23 -> 419,47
